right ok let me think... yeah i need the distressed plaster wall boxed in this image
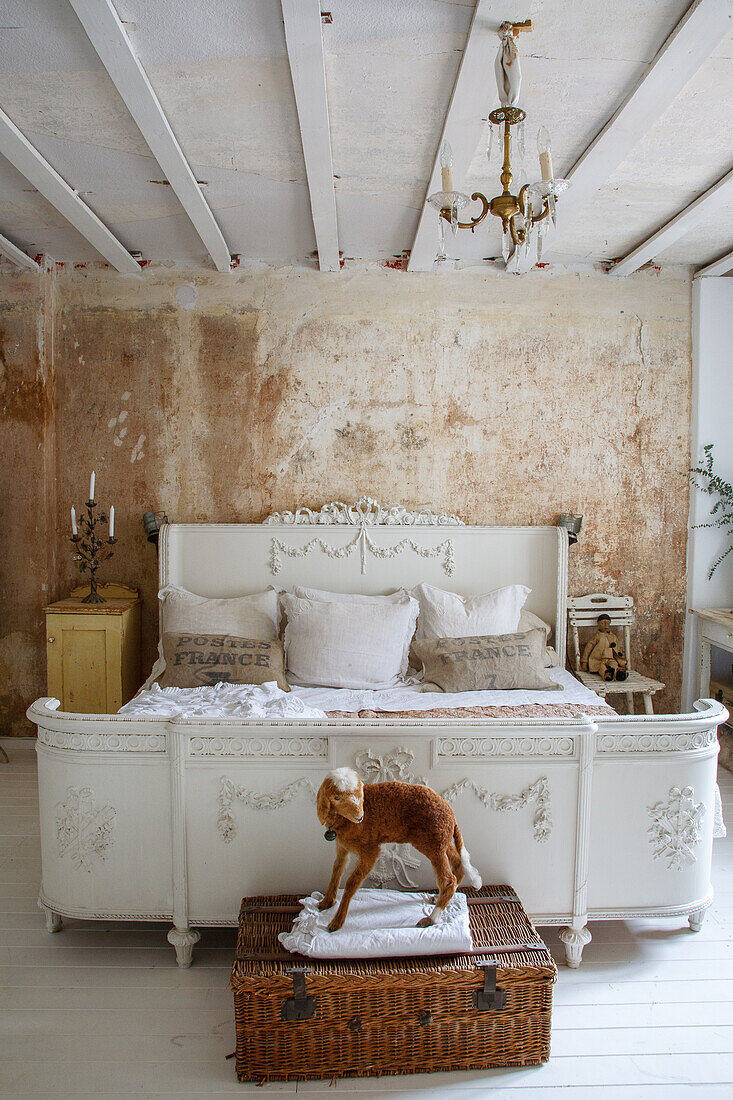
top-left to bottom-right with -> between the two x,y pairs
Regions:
0,262 -> 691,731
0,271 -> 55,736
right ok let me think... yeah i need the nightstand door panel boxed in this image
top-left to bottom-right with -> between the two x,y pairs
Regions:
46,614 -> 122,713
62,627 -> 108,712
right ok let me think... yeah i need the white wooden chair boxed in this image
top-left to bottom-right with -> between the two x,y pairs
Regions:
568,593 -> 664,714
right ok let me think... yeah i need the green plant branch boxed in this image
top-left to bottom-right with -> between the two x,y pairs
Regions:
690,444 -> 733,580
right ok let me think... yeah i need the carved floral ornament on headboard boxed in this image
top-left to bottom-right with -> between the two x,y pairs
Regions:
265,496 -> 465,527
265,497 -> 465,577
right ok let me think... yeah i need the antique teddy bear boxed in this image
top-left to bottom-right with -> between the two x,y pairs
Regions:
581,613 -> 628,682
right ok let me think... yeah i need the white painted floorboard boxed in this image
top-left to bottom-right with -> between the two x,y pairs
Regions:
1,737 -> 732,1098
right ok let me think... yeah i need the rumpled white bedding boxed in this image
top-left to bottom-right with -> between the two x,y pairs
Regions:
118,681 -> 328,719
278,888 -> 472,959
119,666 -> 604,718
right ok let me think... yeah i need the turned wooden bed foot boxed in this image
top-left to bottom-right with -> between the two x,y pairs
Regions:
559,924 -> 592,968
688,905 -> 709,932
167,926 -> 200,968
38,897 -> 63,933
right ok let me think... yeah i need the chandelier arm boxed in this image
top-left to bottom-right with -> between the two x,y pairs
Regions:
508,214 -> 526,246
440,193 -> 490,231
531,200 -> 551,226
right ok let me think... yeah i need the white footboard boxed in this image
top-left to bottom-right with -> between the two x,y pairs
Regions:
28,697 -> 726,968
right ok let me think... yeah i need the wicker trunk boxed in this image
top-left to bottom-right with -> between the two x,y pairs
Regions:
230,884 -> 556,1083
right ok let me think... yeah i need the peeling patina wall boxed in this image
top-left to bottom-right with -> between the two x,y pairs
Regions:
0,263 -> 692,730
0,269 -> 55,735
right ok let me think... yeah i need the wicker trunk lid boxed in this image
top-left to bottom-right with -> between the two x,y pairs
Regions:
231,884 -> 556,1083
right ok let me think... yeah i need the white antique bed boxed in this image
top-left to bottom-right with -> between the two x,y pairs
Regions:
28,499 -> 727,967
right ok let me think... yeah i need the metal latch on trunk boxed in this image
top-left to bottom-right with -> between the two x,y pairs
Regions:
281,966 -> 318,1021
473,963 -> 507,1011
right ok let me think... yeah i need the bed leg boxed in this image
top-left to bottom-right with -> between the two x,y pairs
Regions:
167,925 -> 200,968
688,905 -> 709,932
38,897 -> 63,933
559,924 -> 591,968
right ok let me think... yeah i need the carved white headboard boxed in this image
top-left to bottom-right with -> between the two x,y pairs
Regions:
159,498 -> 568,656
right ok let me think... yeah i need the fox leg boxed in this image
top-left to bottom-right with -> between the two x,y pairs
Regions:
318,845 -> 349,911
327,849 -> 378,932
417,850 -> 457,927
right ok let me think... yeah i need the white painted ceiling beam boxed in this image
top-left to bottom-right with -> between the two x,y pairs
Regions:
610,166 -> 733,276
694,247 -> 733,277
68,0 -> 232,273
281,0 -> 339,272
543,0 -> 733,263
0,107 -> 141,274
408,0 -> 497,273
0,230 -> 41,271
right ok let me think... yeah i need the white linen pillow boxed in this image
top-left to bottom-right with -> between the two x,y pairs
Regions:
289,586 -> 414,675
518,609 -> 558,668
160,585 -> 280,637
412,582 -> 530,641
144,585 -> 280,687
291,585 -> 408,605
281,592 -> 419,689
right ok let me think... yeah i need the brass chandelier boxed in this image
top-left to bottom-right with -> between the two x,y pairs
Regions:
428,20 -> 569,266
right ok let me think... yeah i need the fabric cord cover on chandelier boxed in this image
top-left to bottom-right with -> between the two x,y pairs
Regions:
428,20 -> 569,266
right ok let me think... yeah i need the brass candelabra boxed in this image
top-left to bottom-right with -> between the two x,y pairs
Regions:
70,498 -> 117,604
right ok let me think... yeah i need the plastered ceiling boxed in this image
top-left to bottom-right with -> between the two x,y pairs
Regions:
0,0 -> 730,270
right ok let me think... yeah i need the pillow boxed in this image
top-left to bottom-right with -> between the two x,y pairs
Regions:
145,586 -> 281,686
157,633 -> 289,691
412,630 -> 561,693
518,609 -> 557,668
160,585 -> 280,637
289,586 -> 414,675
412,583 -> 530,641
291,585 -> 408,605
281,592 -> 419,689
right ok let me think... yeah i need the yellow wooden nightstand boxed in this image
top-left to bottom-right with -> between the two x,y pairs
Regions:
45,583 -> 141,713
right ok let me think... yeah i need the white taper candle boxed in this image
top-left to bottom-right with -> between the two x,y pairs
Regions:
539,150 -> 553,181
439,140 -> 454,192
537,126 -> 553,182
71,506 -> 77,536
109,505 -> 114,538
89,470 -> 95,501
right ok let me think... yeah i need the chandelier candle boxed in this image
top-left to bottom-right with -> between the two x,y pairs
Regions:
537,127 -> 553,181
69,474 -> 117,604
440,141 -> 454,192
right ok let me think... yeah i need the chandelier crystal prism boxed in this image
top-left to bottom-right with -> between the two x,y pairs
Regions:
427,20 -> 569,267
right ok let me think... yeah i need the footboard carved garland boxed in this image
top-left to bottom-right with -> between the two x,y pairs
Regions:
215,746 -> 553,880
217,777 -> 318,842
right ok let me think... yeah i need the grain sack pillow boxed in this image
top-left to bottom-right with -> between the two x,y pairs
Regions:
157,634 -> 289,691
412,583 -> 530,642
144,585 -> 281,687
281,592 -> 419,689
289,586 -> 414,677
412,629 -> 562,692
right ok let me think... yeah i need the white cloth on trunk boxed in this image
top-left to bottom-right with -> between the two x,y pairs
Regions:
278,888 -> 472,959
